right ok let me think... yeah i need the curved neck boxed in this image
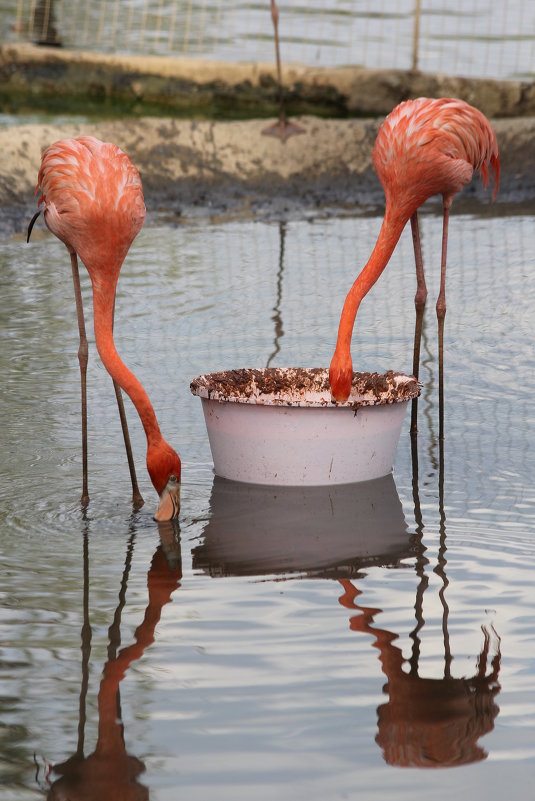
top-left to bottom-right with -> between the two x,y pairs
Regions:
335,207 -> 408,353
91,279 -> 162,448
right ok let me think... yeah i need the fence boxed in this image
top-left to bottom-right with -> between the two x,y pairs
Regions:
5,0 -> 535,81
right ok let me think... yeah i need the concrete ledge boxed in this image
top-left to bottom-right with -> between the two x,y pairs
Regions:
2,43 -> 535,119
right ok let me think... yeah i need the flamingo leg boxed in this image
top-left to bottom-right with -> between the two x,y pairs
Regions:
437,203 -> 450,442
111,300 -> 144,509
70,252 -> 90,506
410,211 -> 427,434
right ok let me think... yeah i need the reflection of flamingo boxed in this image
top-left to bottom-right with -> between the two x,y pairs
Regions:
337,429 -> 501,767
28,137 -> 181,520
338,579 -> 501,767
266,221 -> 286,368
44,525 -> 182,799
329,98 -> 500,429
262,0 -> 304,141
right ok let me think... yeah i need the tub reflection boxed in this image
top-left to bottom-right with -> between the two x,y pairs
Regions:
193,473 -> 414,578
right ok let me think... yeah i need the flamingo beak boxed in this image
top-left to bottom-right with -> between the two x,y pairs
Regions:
154,476 -> 181,522
27,210 -> 42,243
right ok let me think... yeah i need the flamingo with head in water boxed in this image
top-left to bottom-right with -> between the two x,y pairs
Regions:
28,136 -> 181,520
329,97 -> 500,430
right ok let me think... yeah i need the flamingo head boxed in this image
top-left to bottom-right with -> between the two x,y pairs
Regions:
329,348 -> 353,403
147,440 -> 182,521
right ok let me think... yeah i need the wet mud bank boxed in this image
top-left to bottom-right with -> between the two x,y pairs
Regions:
2,113 -> 534,237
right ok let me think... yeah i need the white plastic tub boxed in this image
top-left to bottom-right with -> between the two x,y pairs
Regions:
190,367 -> 419,486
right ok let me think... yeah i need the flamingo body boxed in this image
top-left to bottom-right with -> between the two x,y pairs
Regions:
35,136 -> 181,519
329,97 -> 499,403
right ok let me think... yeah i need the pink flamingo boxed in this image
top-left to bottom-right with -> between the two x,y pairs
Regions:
329,97 -> 499,431
28,136 -> 181,520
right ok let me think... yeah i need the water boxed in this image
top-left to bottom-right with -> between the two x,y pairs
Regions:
1,207 -> 535,800
4,0 -> 535,80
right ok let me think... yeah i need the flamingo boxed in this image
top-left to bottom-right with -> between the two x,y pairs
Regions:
329,97 -> 500,431
27,136 -> 181,520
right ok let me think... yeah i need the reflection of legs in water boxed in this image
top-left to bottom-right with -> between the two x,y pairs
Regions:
95,543 -> 182,759
37,525 -> 93,790
338,384 -> 502,767
411,398 -> 450,678
337,575 -> 502,768
45,525 -> 181,800
374,625 -> 501,768
266,221 -> 286,368
477,626 -> 501,685
435,426 -> 451,678
409,433 -> 428,675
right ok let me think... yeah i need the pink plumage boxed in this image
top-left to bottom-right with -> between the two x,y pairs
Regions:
29,136 -> 181,519
330,97 -> 500,405
36,136 -> 146,277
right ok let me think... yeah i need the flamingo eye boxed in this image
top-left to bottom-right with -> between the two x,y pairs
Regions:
169,474 -> 178,484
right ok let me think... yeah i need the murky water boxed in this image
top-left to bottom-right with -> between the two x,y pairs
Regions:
1,207 -> 535,800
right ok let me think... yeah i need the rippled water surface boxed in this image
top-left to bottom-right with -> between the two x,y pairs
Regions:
1,208 -> 535,800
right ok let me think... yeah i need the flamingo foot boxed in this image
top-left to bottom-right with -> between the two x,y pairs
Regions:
262,118 -> 305,142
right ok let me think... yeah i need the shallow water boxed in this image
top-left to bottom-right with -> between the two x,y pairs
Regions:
1,208 -> 535,800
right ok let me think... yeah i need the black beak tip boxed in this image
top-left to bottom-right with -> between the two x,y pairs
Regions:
27,210 -> 41,243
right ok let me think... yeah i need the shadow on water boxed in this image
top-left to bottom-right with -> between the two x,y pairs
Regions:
193,422 -> 501,768
39,520 -> 182,800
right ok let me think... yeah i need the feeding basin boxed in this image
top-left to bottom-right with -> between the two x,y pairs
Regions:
190,367 -> 419,486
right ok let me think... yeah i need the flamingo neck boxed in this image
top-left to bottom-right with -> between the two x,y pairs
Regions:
91,278 -> 162,448
335,207 -> 408,353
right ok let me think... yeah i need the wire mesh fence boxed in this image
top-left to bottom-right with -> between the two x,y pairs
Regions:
5,0 -> 535,81
123,209 -> 534,497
